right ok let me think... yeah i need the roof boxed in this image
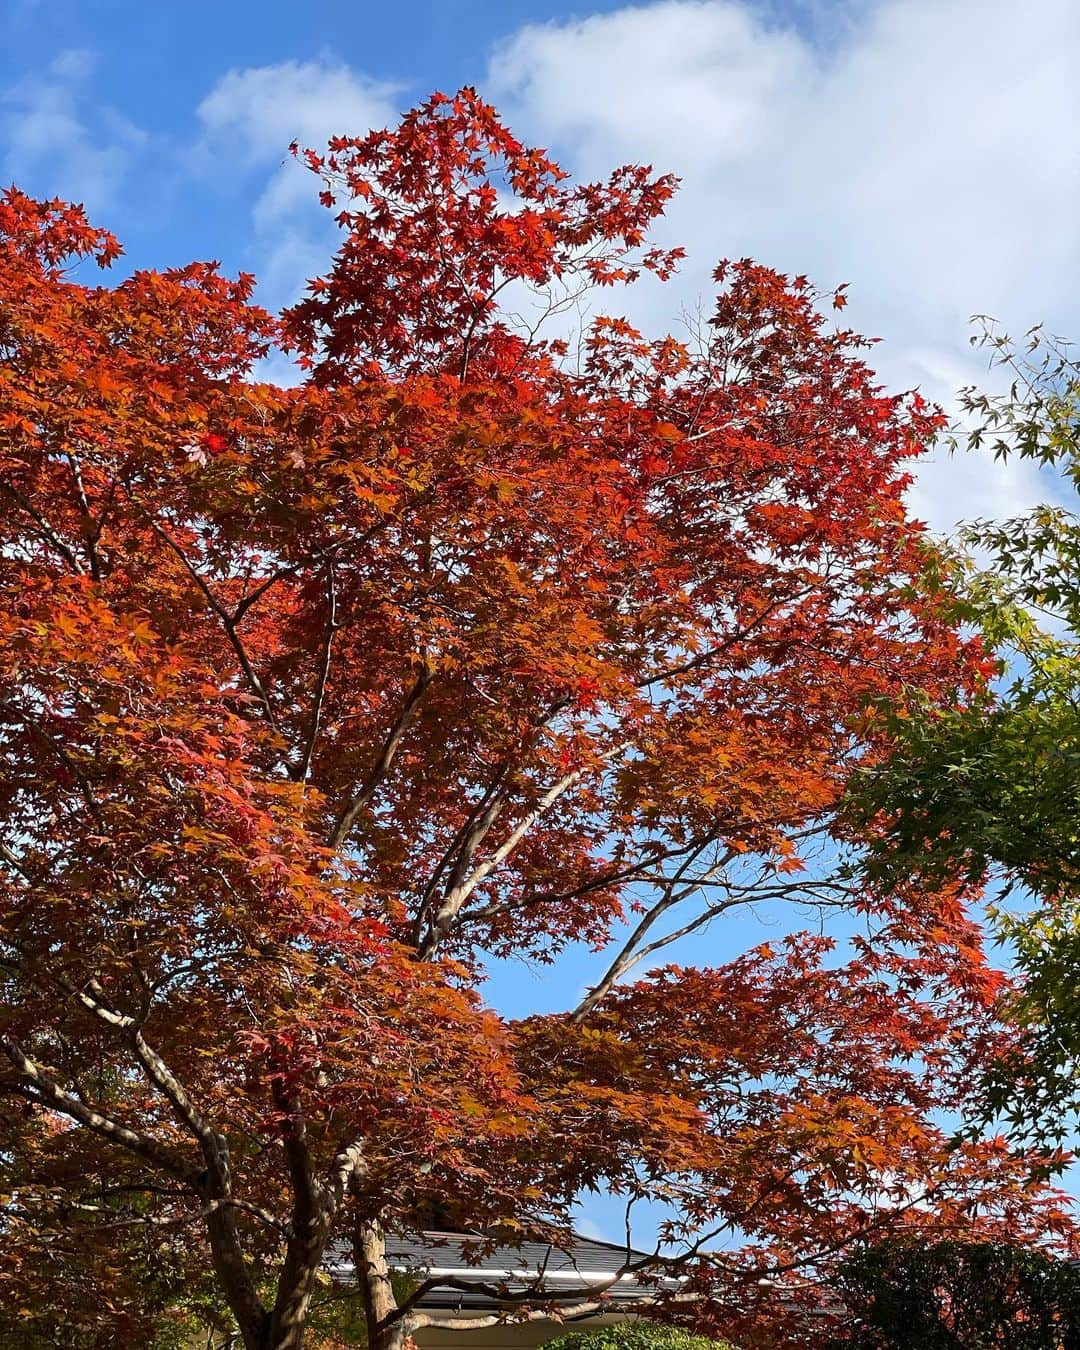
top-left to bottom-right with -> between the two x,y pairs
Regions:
327,1229 -> 673,1311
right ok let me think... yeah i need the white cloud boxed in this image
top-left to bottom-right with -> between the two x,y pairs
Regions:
1,49 -> 146,211
196,57 -> 402,227
487,0 -> 1080,533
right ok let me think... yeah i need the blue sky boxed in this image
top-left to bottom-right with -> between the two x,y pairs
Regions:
5,0 -> 1080,1241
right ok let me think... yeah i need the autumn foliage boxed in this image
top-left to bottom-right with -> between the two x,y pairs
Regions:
0,92 -> 1073,1350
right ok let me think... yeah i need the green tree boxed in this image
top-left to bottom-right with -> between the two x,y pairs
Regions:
848,323 -> 1080,1142
833,1238 -> 1080,1348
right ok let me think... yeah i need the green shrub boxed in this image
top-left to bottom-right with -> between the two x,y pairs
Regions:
547,1322 -> 730,1349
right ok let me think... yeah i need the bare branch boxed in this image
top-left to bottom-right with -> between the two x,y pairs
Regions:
462,840 -> 698,926
572,822 -> 838,1021
412,691 -> 575,927
411,766 -> 511,943
54,971 -> 225,1160
572,840 -> 734,1022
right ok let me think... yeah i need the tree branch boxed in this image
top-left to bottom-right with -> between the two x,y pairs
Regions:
0,476 -> 86,574
65,449 -> 103,580
462,840 -> 700,926
572,840 -> 735,1022
69,1196 -> 291,1239
418,758 -> 606,959
146,517 -> 281,733
328,663 -> 433,849
292,561 -> 338,783
0,1036 -> 203,1184
271,1078 -> 319,1227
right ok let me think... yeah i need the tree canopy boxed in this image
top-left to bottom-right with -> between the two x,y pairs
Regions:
0,92 -> 1072,1350
846,326 -> 1080,1144
833,1237 -> 1080,1348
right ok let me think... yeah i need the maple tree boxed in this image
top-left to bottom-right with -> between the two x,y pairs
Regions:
0,92 -> 1074,1350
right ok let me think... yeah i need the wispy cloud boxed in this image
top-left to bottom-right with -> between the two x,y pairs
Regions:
191,56 -> 404,310
1,49 -> 146,212
195,56 -> 402,228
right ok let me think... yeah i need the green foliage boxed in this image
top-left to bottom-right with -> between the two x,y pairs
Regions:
852,615 -> 1080,899
834,1239 -> 1080,1349
547,1322 -> 731,1350
845,323 -> 1080,1144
